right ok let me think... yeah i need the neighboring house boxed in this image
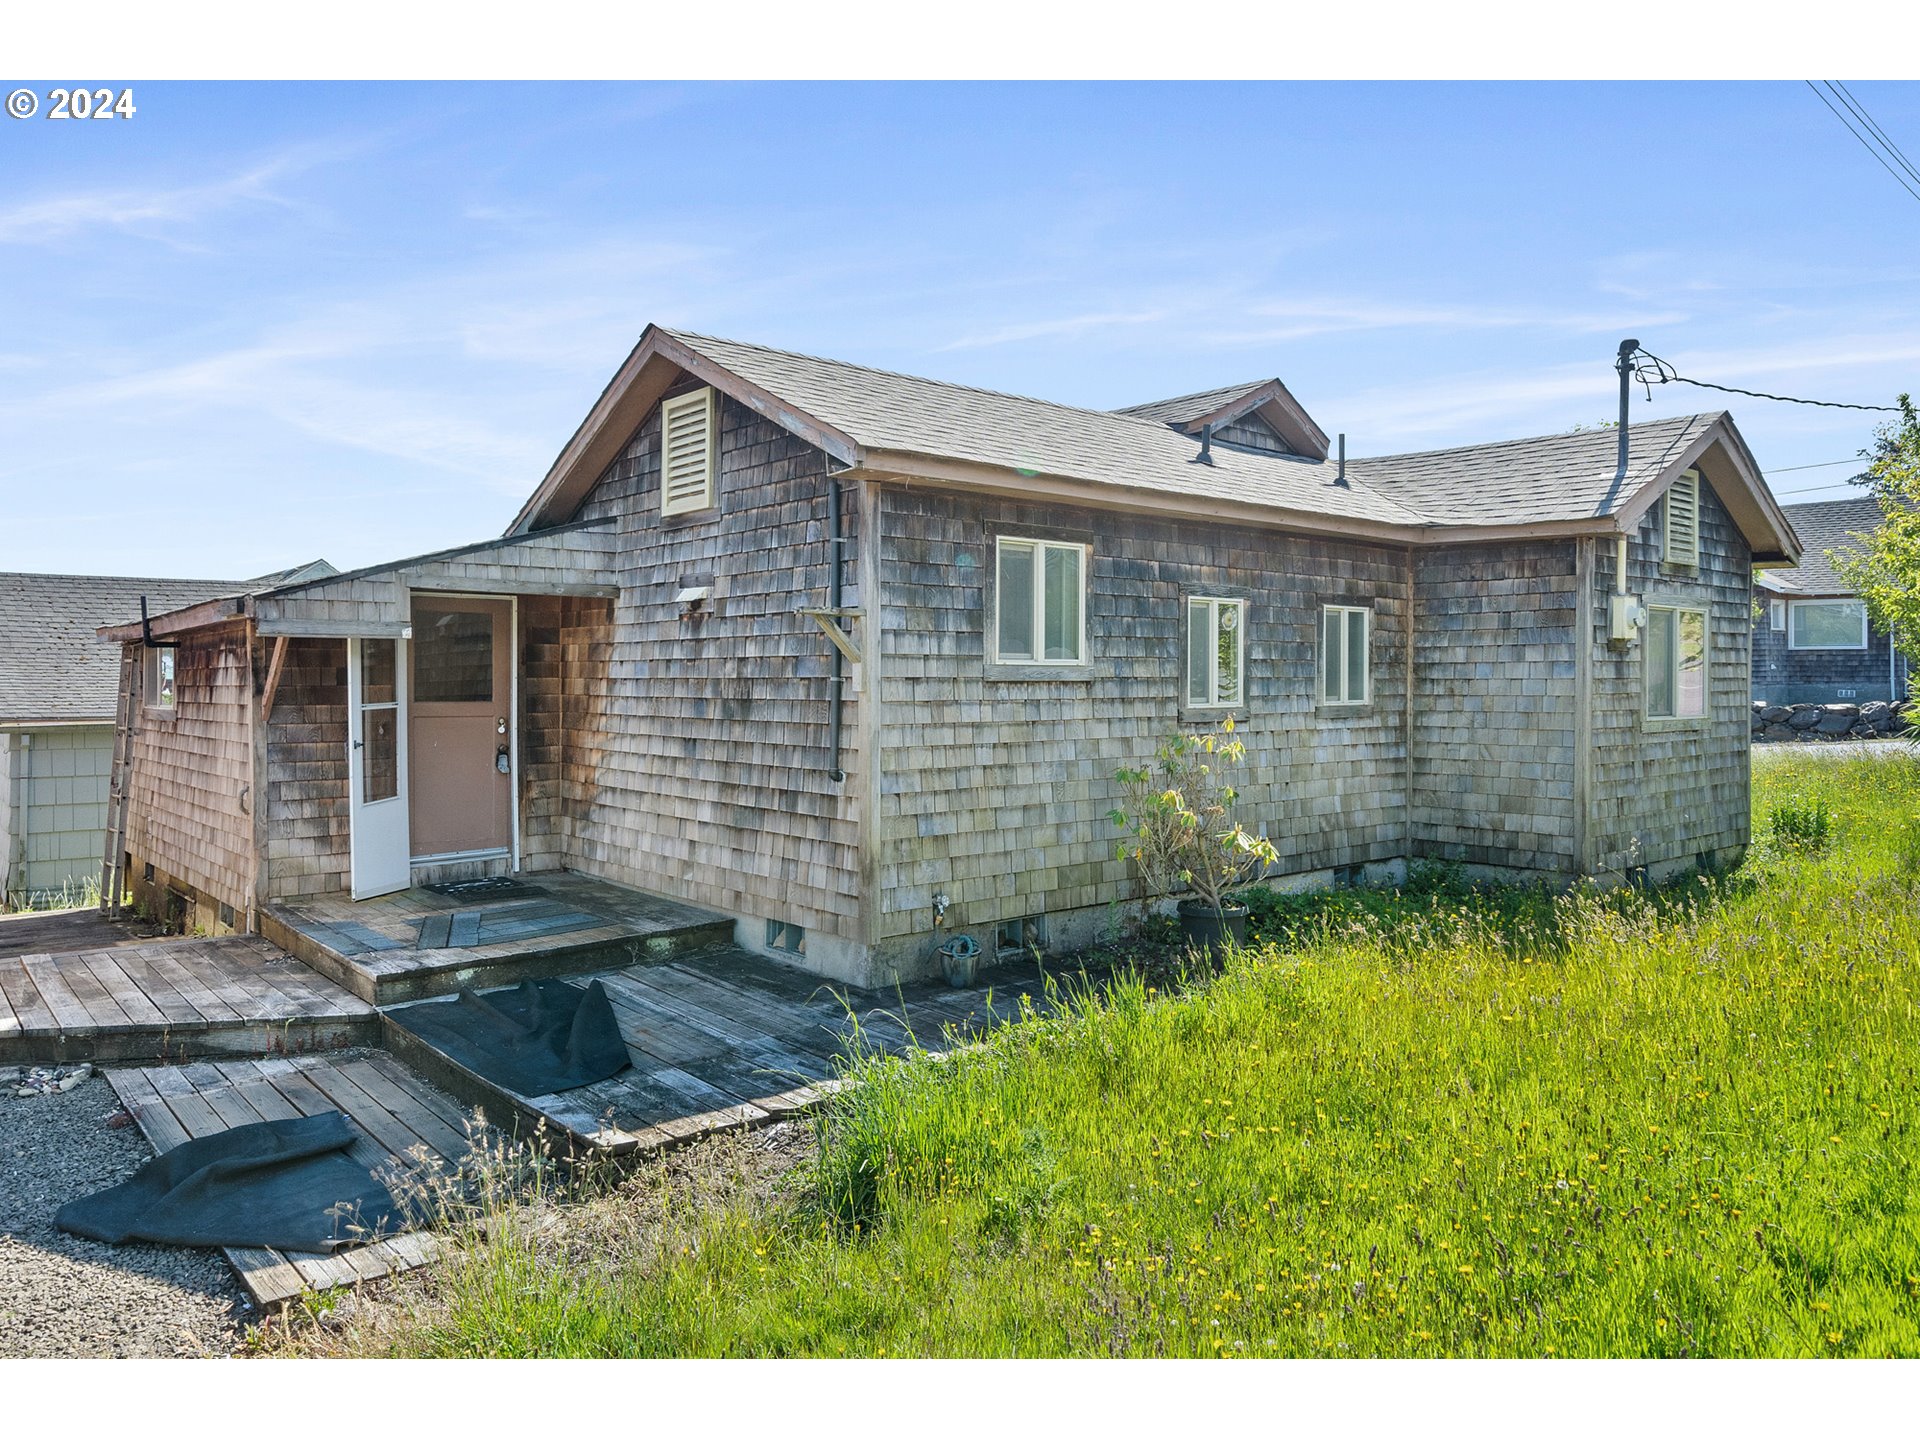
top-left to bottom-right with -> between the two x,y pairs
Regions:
1752,496 -> 1909,706
100,326 -> 1799,986
0,569 -> 330,907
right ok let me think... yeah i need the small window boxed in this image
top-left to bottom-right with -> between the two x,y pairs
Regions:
1769,599 -> 1787,633
660,387 -> 718,516
994,537 -> 1087,665
1185,597 -> 1245,708
144,646 -> 176,710
1663,471 -> 1701,568
1647,605 -> 1708,719
1788,599 -> 1868,651
1320,605 -> 1371,705
765,919 -> 805,955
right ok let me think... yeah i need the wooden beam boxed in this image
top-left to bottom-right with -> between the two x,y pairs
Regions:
97,594 -> 248,644
260,636 -> 290,721
796,607 -> 863,667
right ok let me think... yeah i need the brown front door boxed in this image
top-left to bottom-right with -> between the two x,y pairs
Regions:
409,595 -> 513,859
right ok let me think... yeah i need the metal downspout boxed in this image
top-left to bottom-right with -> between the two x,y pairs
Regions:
826,464 -> 847,784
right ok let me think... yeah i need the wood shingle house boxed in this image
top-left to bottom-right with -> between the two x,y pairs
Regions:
1753,496 -> 1908,706
0,571 -> 277,907
100,328 -> 1800,986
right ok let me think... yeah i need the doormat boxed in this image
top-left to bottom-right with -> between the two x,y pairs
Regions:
422,876 -> 537,903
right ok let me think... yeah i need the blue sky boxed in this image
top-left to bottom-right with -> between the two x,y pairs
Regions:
4,80 -> 1919,579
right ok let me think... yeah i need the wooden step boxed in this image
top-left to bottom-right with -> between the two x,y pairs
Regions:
0,937 -> 378,1065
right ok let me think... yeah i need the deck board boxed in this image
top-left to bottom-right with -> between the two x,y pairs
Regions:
1,936 -> 377,1064
380,945 -> 1055,1161
107,1054 -> 466,1307
261,872 -> 733,1005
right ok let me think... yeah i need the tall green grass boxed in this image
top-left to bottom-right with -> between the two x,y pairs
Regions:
340,752 -> 1920,1357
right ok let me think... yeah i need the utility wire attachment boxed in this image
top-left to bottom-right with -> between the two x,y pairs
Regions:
1626,347 -> 1900,414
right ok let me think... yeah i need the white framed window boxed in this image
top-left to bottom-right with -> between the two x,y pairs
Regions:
1788,598 -> 1868,651
1769,599 -> 1787,632
1647,605 -> 1708,719
659,387 -> 718,516
1185,597 -> 1246,708
1320,605 -> 1371,705
1663,470 -> 1701,568
143,646 -> 176,711
994,536 -> 1087,665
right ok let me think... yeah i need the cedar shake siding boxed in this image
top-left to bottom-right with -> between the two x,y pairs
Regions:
124,621 -> 255,928
1585,478 -> 1753,879
261,638 -> 349,902
563,393 -> 863,966
518,594 -> 614,874
1409,541 -> 1580,873
869,485 -> 1411,970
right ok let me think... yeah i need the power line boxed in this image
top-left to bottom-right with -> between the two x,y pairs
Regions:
1772,480 -> 1867,498
1630,348 -> 1901,413
1770,457 -> 1863,473
1805,80 -> 1920,204
1831,81 -> 1920,191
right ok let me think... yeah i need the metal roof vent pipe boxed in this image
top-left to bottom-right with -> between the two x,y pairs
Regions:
1191,423 -> 1215,466
1335,433 -> 1348,488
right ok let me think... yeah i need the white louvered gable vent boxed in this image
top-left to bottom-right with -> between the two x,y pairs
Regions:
1663,470 -> 1700,568
660,387 -> 718,516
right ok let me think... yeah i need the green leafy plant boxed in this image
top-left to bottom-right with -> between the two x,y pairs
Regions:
1769,794 -> 1834,853
1108,720 -> 1280,920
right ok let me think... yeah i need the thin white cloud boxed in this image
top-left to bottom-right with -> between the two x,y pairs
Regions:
937,310 -> 1168,351
0,157 -> 306,246
1203,297 -> 1692,346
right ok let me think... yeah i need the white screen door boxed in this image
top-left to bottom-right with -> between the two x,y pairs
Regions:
347,635 -> 411,899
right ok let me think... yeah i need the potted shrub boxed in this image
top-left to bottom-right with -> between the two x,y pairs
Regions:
1108,720 -> 1280,957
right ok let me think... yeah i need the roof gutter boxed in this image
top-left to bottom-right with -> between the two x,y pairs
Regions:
857,449 -> 1639,549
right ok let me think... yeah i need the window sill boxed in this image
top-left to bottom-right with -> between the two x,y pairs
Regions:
1643,715 -> 1710,732
1316,699 -> 1374,713
1178,705 -> 1248,727
984,662 -> 1094,683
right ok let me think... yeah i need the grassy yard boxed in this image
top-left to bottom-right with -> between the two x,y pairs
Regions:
310,751 -> 1920,1357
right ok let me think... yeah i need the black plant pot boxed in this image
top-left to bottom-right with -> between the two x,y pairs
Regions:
1177,898 -> 1249,959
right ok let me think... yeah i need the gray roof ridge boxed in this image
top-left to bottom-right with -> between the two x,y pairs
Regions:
1779,493 -> 1875,513
0,569 -> 244,586
663,328 -> 1219,436
1355,410 -> 1723,467
1112,379 -> 1275,414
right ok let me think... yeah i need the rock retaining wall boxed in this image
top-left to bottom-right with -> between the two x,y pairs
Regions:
1751,699 -> 1911,743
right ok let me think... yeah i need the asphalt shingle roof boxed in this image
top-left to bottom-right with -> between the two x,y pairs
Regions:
666,331 -> 1428,527
0,573 -> 247,725
1346,413 -> 1722,527
1113,382 -> 1273,426
667,331 -> 1727,535
1764,496 -> 1881,595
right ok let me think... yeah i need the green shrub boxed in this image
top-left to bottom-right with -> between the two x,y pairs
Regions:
1769,794 -> 1834,852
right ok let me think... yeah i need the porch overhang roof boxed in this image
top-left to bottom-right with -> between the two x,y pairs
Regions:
99,520 -> 620,642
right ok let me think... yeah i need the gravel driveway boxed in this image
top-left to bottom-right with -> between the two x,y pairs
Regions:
0,1074 -> 249,1357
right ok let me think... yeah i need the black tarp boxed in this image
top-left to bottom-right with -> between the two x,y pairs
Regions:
388,978 -> 630,1096
56,1111 -> 400,1253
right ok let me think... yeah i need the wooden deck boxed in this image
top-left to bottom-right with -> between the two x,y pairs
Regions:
0,935 -> 378,1064
107,1053 -> 466,1308
0,905 -> 165,961
383,943 -> 1054,1156
261,872 -> 733,1005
